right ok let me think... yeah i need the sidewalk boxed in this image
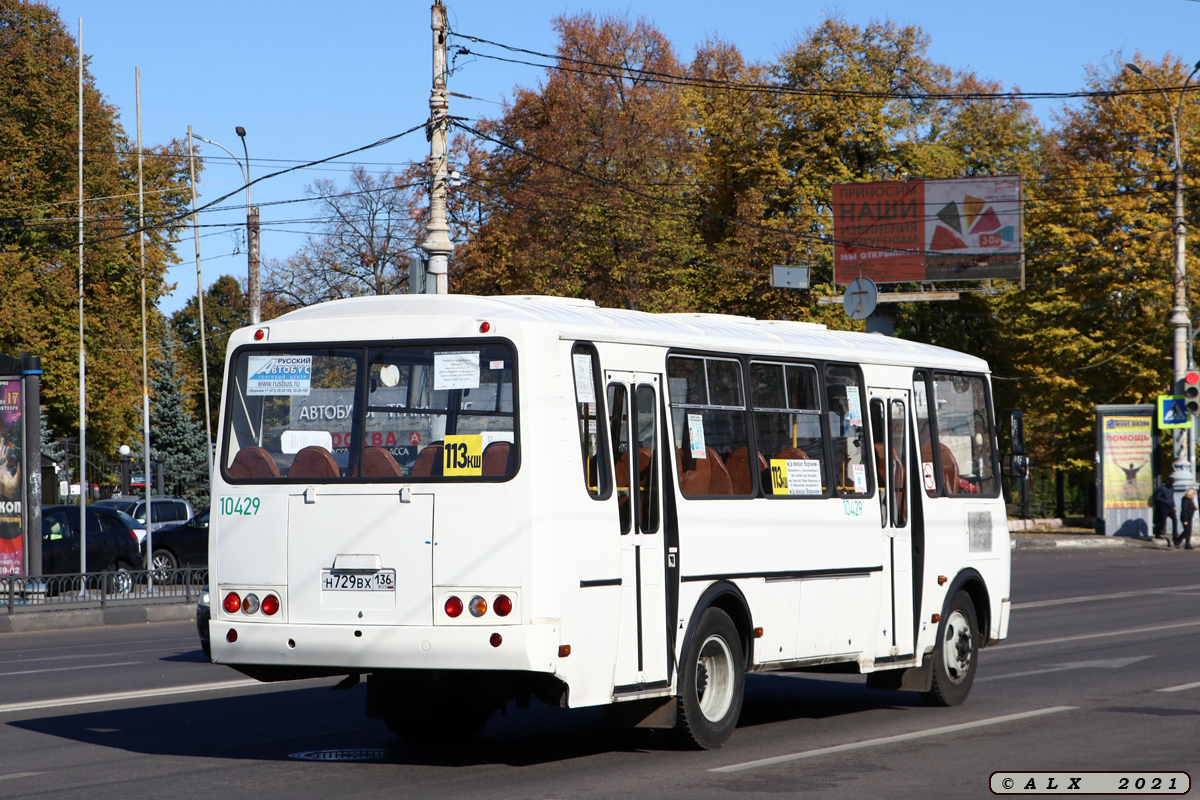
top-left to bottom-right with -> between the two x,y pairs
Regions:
1008,518 -> 1189,550
0,603 -> 195,634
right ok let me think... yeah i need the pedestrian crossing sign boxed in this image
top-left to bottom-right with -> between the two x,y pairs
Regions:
1157,394 -> 1191,429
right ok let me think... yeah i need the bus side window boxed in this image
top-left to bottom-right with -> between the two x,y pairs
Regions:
607,383 -> 632,534
668,356 -> 751,497
933,372 -> 998,496
751,361 -> 827,497
825,365 -> 872,497
913,370 -> 941,497
572,344 -> 609,499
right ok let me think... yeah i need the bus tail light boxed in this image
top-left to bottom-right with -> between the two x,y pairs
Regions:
469,596 -> 487,617
241,593 -> 261,615
445,596 -> 463,618
490,633 -> 502,647
261,594 -> 280,616
223,592 -> 241,614
494,594 -> 512,617
226,628 -> 238,643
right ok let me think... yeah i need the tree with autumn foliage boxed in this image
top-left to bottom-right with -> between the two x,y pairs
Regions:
0,0 -> 195,456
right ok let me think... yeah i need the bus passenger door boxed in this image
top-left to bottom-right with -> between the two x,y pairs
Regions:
869,390 -> 915,659
606,372 -> 670,694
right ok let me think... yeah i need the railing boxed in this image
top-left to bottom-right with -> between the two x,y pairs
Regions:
2,568 -> 208,614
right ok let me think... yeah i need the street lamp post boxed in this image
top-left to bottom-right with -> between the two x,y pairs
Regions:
193,130 -> 259,323
1127,60 -> 1200,505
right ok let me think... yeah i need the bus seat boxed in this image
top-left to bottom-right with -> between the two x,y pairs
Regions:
411,441 -> 444,477
482,441 -> 514,476
361,446 -> 404,478
228,446 -> 281,480
773,446 -> 809,461
707,447 -> 733,494
289,445 -> 340,479
677,447 -> 710,496
724,447 -> 767,494
616,449 -> 631,489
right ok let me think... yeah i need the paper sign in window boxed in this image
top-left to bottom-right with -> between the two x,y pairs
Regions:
687,414 -> 707,458
573,353 -> 596,403
845,385 -> 863,427
770,459 -> 823,495
434,351 -> 480,391
281,430 -> 334,455
853,463 -> 868,493
443,435 -> 483,476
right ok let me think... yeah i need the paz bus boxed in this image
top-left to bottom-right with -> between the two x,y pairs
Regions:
208,294 -> 1010,749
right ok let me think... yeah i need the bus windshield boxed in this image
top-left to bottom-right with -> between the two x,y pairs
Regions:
222,341 -> 517,481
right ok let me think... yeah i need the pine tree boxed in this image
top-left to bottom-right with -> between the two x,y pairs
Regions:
146,330 -> 209,508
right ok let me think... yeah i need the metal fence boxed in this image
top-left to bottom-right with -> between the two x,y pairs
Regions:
2,568 -> 207,614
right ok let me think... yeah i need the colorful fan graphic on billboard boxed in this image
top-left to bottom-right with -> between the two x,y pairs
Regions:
832,176 -> 1023,284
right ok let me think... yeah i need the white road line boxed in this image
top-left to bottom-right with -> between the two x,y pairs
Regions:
0,679 -> 261,715
1156,680 -> 1200,693
0,772 -> 41,781
989,620 -> 1200,651
709,706 -> 1077,773
1013,584 -> 1200,610
0,661 -> 140,677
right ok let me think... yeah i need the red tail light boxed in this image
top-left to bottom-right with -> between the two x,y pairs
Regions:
261,594 -> 279,616
494,594 -> 512,617
223,592 -> 241,614
444,596 -> 463,618
127,529 -> 139,542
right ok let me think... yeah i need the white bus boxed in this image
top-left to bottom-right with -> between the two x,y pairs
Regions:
209,294 -> 1010,749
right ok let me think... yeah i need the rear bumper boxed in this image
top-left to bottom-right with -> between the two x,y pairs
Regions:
210,620 -> 562,675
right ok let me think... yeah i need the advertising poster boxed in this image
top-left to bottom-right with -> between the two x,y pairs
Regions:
832,175 -> 1023,284
0,379 -> 23,575
1101,415 -> 1154,509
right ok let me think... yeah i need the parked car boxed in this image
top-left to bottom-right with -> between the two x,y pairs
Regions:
93,496 -> 195,542
41,505 -> 145,592
197,585 -> 211,659
143,508 -> 209,573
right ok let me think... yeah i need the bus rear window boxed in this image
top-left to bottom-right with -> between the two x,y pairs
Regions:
222,342 -> 517,482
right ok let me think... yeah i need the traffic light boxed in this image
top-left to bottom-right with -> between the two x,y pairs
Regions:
1185,370 -> 1200,415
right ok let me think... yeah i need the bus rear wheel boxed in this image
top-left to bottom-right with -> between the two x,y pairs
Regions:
674,607 -> 744,750
922,590 -> 979,707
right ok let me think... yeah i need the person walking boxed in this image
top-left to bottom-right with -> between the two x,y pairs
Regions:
1177,488 -> 1196,550
1153,477 -> 1178,543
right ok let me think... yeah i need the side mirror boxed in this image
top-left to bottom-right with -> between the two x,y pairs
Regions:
1008,410 -> 1025,455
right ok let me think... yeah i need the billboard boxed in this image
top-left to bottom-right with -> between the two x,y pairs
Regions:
1095,405 -> 1157,538
832,176 -> 1023,284
0,379 -> 23,575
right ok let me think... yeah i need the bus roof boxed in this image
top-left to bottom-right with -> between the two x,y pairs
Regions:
253,294 -> 990,372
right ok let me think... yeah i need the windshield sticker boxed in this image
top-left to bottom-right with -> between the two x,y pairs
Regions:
434,351 -> 480,391
853,463 -> 868,493
247,355 -> 313,396
923,462 -> 937,492
573,353 -> 596,403
687,414 -> 707,458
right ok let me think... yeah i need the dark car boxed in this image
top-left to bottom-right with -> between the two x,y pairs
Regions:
144,508 -> 209,573
41,505 -> 145,592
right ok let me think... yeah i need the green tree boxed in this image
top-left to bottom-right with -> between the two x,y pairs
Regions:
145,330 -> 209,507
0,0 -> 194,454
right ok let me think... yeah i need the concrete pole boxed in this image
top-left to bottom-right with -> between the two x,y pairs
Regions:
136,68 -> 153,582
422,0 -> 453,294
187,127 -> 214,476
77,18 -> 86,575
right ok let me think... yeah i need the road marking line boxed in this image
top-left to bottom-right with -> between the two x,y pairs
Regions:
990,620 -> 1200,651
0,772 -> 41,781
0,662 -> 141,677
1156,680 -> 1200,693
1013,584 -> 1200,610
709,706 -> 1077,773
0,679 -> 261,715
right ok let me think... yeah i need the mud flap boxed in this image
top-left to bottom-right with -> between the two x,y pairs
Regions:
604,695 -> 677,729
866,653 -> 933,692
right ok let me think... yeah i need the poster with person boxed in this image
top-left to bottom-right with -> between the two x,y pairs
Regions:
0,379 -> 23,575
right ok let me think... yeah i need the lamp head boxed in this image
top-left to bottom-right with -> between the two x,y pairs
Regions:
235,126 -> 247,138
1125,63 -> 1144,76
118,444 -> 131,456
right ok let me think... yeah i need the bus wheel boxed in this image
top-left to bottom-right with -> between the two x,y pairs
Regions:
674,607 -> 744,750
922,590 -> 979,707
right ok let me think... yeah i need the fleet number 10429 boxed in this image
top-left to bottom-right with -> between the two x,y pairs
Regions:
220,497 -> 260,516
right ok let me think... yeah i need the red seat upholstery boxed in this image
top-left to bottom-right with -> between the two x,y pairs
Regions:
678,446 -> 732,495
289,445 -> 340,479
359,446 -> 404,478
411,441 -> 444,477
724,447 -> 767,494
482,441 -> 514,476
228,446 -> 281,479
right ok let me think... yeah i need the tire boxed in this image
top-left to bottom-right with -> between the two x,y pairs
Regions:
151,549 -> 178,583
106,563 -> 133,595
674,607 -> 744,750
922,590 -> 979,707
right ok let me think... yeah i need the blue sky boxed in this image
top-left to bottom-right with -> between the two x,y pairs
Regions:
47,0 -> 1200,314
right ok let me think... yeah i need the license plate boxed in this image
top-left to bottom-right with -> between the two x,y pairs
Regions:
321,570 -> 396,591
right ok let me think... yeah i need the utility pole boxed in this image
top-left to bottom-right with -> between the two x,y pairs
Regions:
421,0 -> 453,294
248,206 -> 262,321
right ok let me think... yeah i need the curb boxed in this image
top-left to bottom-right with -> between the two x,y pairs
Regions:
0,603 -> 195,634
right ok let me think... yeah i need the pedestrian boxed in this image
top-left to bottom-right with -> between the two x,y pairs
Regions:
1178,488 -> 1196,550
1153,477 -> 1178,543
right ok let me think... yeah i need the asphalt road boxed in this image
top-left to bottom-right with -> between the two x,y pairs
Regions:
0,547 -> 1197,799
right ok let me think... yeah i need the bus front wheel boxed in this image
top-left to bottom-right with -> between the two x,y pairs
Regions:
674,607 -> 744,750
922,590 -> 979,707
